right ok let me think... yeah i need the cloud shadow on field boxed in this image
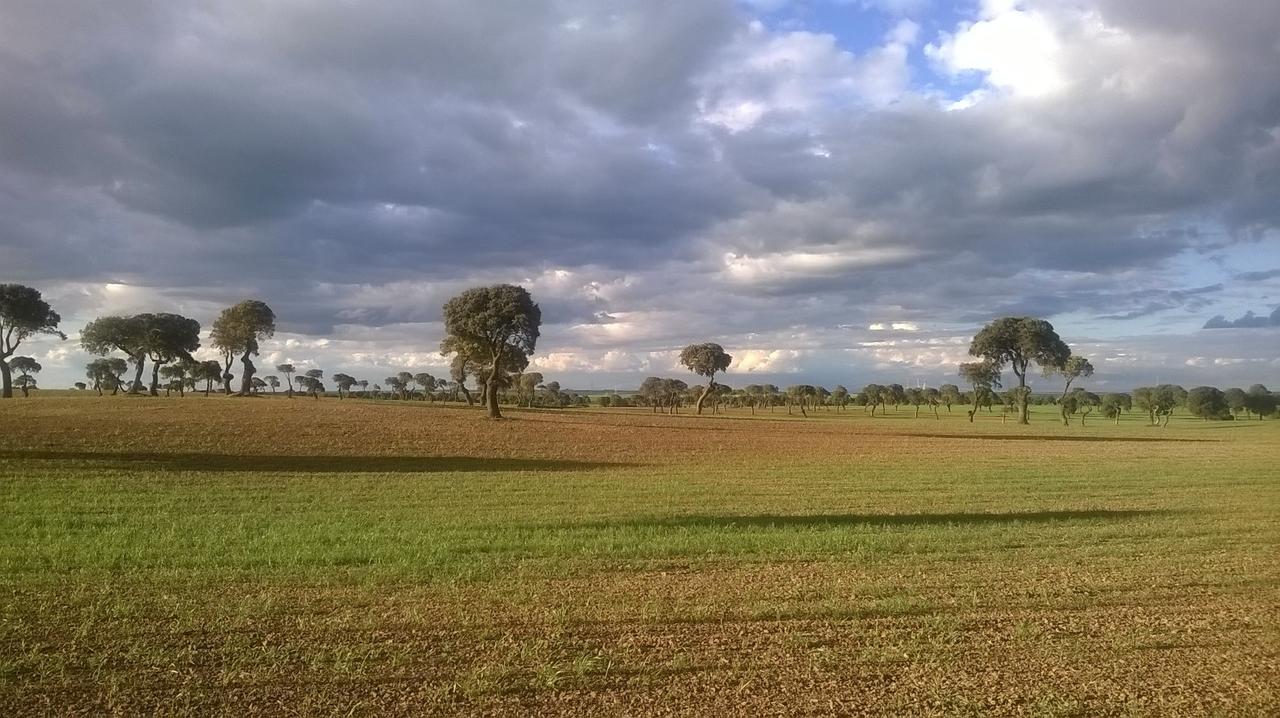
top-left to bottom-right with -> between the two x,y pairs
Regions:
0,450 -> 635,474
557,509 -> 1176,531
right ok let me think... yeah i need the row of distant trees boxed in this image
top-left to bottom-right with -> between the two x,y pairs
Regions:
2,283 -> 1276,423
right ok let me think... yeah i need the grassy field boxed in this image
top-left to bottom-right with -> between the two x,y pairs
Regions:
1,395 -> 1277,715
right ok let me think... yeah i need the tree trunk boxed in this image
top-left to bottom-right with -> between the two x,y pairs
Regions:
695,379 -> 713,415
485,362 -> 502,419
1017,375 -> 1030,424
129,355 -> 146,394
967,408 -> 976,423
238,352 -> 256,396
0,360 -> 10,399
19,380 -> 30,398
150,360 -> 164,396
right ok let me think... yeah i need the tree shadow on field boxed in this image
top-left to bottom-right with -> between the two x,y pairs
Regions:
0,450 -> 635,474
887,433 -> 1214,443
560,509 -> 1176,531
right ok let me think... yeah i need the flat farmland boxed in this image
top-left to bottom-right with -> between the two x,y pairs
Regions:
1,396 -> 1277,715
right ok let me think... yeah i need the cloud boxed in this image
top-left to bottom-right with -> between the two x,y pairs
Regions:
3,0 -> 1280,390
1203,307 -> 1280,329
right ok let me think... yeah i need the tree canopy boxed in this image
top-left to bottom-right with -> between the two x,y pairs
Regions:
440,285 -> 541,419
211,300 -> 276,396
968,317 -> 1070,424
679,342 -> 732,415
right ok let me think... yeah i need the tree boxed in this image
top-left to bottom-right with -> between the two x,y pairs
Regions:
277,364 -> 296,398
440,285 -> 541,419
1243,385 -> 1276,419
211,300 -> 276,396
924,387 -> 942,418
678,343 -> 733,415
938,384 -> 962,412
1133,384 -> 1186,426
786,385 -> 815,416
958,361 -> 1002,423
395,371 -> 415,401
861,384 -> 885,416
9,356 -> 41,397
1047,355 -> 1094,426
358,379 -> 369,398
414,373 -> 438,401
251,377 -> 268,394
1069,389 -> 1100,426
1224,388 -> 1248,419
158,363 -> 190,397
905,387 -> 926,418
194,360 -> 222,396
885,384 -> 906,411
1101,393 -> 1131,425
332,373 -> 357,399
86,358 -> 125,395
0,285 -> 65,399
81,315 -> 149,394
138,313 -> 201,396
831,385 -> 850,411
265,375 -> 280,394
1186,386 -> 1231,420
516,372 -> 543,407
968,317 -> 1070,424
74,382 -> 87,391
298,371 -> 324,399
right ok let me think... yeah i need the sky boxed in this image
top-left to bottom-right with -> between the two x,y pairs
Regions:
2,0 -> 1278,393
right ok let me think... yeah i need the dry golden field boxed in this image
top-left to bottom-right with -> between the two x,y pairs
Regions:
1,395 -> 1277,715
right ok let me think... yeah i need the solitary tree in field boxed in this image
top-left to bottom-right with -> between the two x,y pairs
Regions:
0,285 -> 65,399
440,285 -> 541,419
968,317 -> 1070,425
958,361 -> 1002,423
10,356 -> 41,397
1047,355 -> 1094,426
358,379 -> 369,398
679,343 -> 732,415
211,300 -> 276,396
265,375 -> 280,394
276,364 -> 296,398
332,373 -> 357,399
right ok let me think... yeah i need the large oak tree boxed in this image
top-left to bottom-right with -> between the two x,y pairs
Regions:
967,317 -> 1070,425
440,285 -> 540,419
0,285 -> 64,398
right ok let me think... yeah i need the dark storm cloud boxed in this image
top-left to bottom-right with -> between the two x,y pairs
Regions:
1237,268 -> 1280,282
1203,306 -> 1280,329
3,0 -> 1279,388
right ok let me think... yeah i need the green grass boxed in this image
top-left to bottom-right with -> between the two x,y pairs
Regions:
1,397 -> 1277,714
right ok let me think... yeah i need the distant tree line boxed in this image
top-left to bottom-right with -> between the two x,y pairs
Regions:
3,283 -> 1277,424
